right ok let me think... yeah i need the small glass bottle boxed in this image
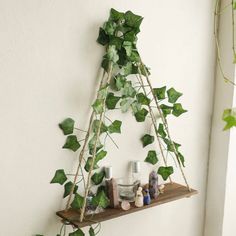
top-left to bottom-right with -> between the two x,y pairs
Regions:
131,160 -> 141,192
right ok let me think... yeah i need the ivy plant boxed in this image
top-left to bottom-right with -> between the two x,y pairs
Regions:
39,8 -> 190,236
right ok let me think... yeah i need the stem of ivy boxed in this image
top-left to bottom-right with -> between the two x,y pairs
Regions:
106,132 -> 119,149
136,73 -> 173,183
214,0 -> 236,86
138,62 -> 191,191
59,223 -> 66,236
160,140 -> 178,168
87,221 -> 102,235
104,115 -> 113,123
217,2 -> 231,14
79,164 -> 86,190
74,127 -> 88,133
103,133 -> 109,148
66,174 -> 82,176
95,222 -> 102,235
65,70 -> 107,210
79,63 -> 114,222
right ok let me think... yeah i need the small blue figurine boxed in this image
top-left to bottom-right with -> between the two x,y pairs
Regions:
143,185 -> 151,205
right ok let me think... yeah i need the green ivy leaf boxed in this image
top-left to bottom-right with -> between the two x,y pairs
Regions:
160,104 -> 172,117
97,28 -> 109,46
89,227 -> 95,236
131,101 -> 142,114
98,86 -> 108,99
104,21 -> 116,36
178,152 -> 185,167
234,1 -> 236,10
122,81 -> 136,98
69,228 -> 85,236
108,120 -> 122,133
123,41 -> 133,57
120,98 -> 133,113
157,123 -> 166,138
134,108 -> 148,122
118,48 -> 128,67
158,166 -> 174,181
107,45 -> 119,63
124,11 -> 143,31
136,93 -> 150,105
50,169 -> 67,185
153,86 -> 166,100
109,8 -> 124,22
129,50 -> 140,62
222,108 -> 236,130
141,134 -> 154,147
92,99 -> 104,114
71,193 -> 84,209
124,31 -> 137,43
91,170 -> 105,185
167,87 -> 183,103
95,150 -> 107,163
63,181 -> 78,198
122,62 -> 133,76
101,58 -> 109,72
164,138 -> 181,152
106,93 -> 120,109
109,36 -> 123,50
145,150 -> 158,165
92,190 -> 110,208
92,120 -> 108,134
136,64 -> 151,76
63,135 -> 81,152
59,118 -> 75,135
97,185 -> 108,195
117,24 -> 133,34
88,136 -> 103,155
172,103 -> 187,117
114,74 -> 126,91
84,157 -> 99,172
85,150 -> 107,172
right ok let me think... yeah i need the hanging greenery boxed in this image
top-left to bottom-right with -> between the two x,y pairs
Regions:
38,8 -> 190,236
214,0 -> 236,130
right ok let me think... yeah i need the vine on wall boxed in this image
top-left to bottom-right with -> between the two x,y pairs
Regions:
40,8 -> 189,236
214,0 -> 236,130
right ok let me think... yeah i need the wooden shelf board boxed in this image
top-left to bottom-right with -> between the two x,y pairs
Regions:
56,182 -> 197,228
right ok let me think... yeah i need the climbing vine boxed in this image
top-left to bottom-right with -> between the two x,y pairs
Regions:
214,0 -> 236,130
39,8 -> 190,236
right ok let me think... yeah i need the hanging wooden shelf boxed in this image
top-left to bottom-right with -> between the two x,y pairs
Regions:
56,182 -> 197,228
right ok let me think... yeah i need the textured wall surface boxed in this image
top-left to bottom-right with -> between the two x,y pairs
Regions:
0,1 -> 215,235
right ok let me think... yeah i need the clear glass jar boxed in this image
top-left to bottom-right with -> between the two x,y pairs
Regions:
117,178 -> 140,202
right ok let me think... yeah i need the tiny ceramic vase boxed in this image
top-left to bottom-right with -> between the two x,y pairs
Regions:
135,187 -> 144,208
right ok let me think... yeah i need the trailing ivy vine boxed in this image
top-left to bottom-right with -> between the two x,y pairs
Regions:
39,8 -> 190,236
214,0 -> 236,130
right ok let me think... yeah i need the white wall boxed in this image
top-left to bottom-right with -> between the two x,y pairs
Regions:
204,1 -> 236,235
0,1 -> 215,236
